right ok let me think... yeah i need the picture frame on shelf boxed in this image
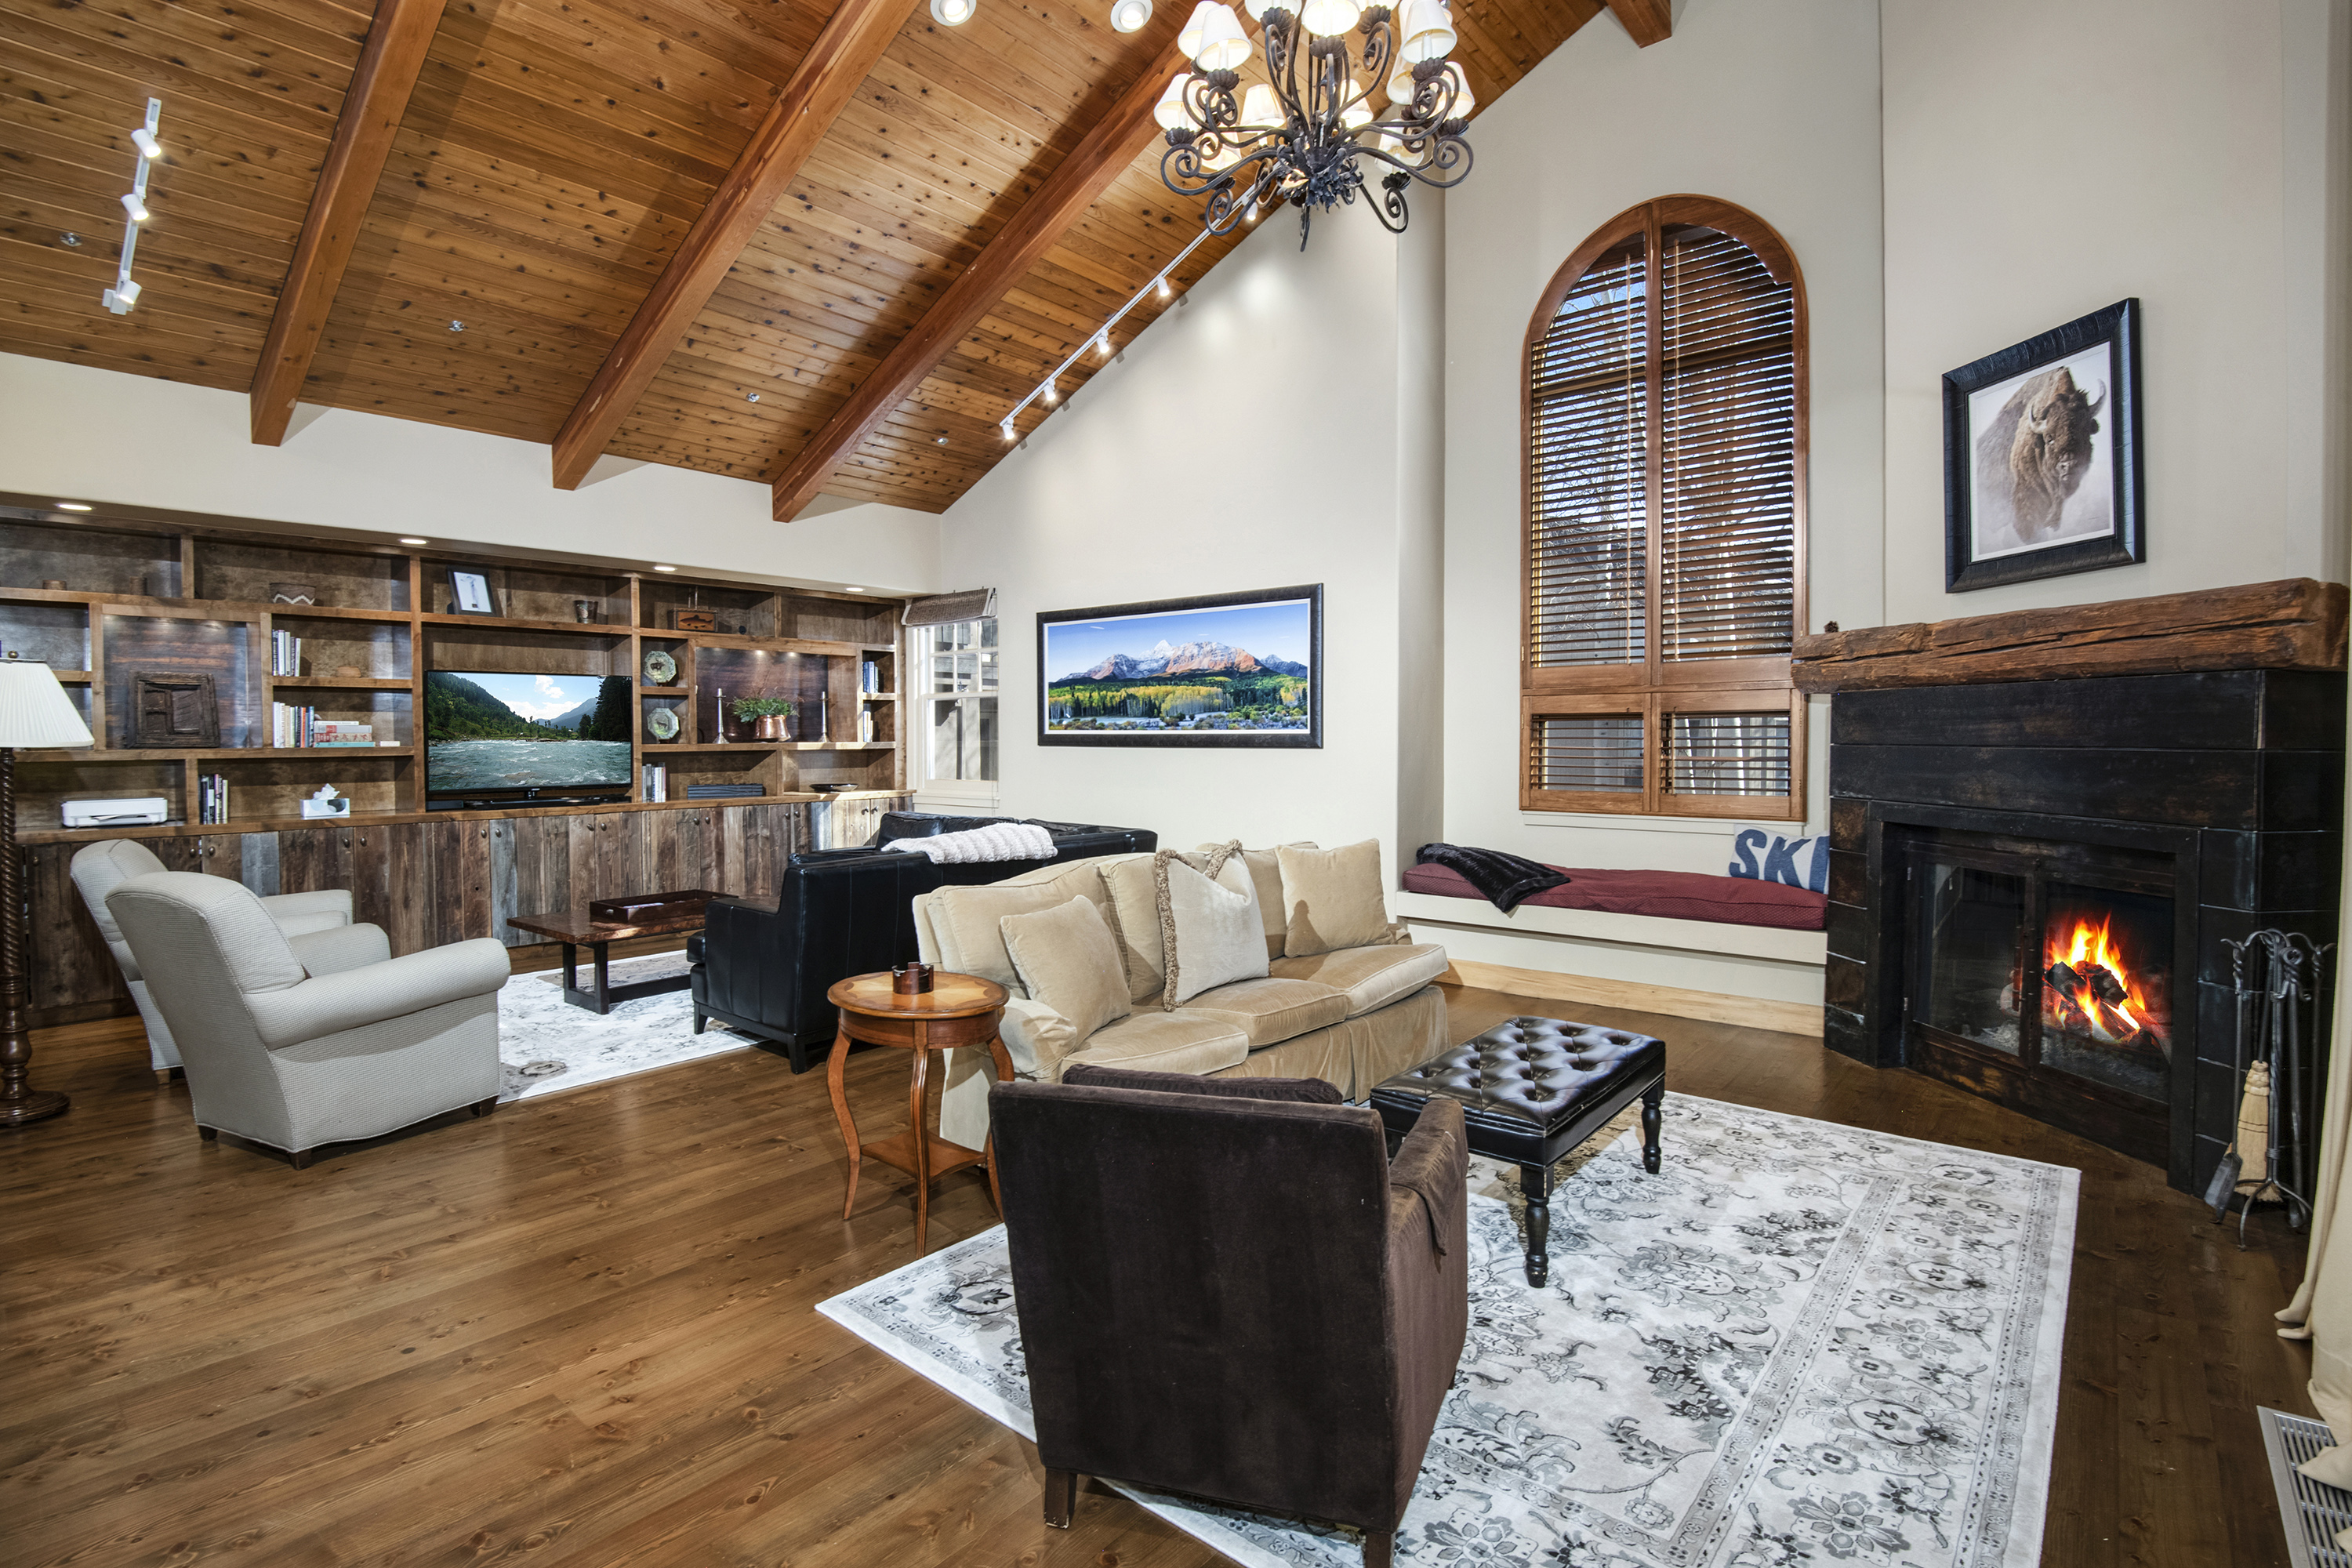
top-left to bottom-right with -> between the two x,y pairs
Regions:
1943,298 -> 2144,593
1037,583 -> 1322,750
446,568 -> 497,616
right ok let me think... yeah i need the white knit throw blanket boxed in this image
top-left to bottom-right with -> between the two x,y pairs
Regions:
881,822 -> 1058,863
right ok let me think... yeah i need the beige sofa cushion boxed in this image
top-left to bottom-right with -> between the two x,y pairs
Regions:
1277,840 -> 1394,956
1270,942 -> 1451,1018
996,996 -> 1081,1080
1100,855 -> 1171,1004
1001,896 -> 1130,1044
926,864 -> 1112,993
1158,845 -> 1269,1007
1178,975 -> 1346,1048
1059,1010 -> 1250,1077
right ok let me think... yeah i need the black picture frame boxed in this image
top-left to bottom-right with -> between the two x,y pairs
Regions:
1943,297 -> 2144,593
446,568 -> 497,616
1037,583 -> 1322,749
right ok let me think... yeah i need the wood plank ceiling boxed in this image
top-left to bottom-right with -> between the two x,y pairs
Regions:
2,0 -> 1620,516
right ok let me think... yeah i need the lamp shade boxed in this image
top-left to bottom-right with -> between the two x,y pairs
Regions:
1239,82 -> 1282,128
1155,72 -> 1196,129
0,660 -> 93,749
1298,0 -> 1359,34
1396,0 -> 1455,63
1440,61 -> 1475,118
1179,1 -> 1250,69
1340,78 -> 1373,129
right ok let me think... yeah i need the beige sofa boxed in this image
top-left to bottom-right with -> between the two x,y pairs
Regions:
920,848 -> 1450,1148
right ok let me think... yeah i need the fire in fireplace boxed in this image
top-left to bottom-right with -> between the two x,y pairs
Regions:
2039,899 -> 2171,1100
1895,826 -> 2183,1169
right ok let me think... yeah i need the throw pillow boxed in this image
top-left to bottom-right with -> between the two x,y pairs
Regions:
1156,844 -> 1270,1009
1000,896 -> 1131,1046
1197,840 -> 1305,959
930,868 -> 1109,993
1729,829 -> 1829,892
1099,854 -> 1172,1004
1276,840 -> 1394,956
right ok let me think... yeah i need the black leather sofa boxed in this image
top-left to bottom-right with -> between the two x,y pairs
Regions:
688,813 -> 1156,1072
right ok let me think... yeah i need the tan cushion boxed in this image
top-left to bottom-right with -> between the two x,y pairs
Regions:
1277,840 -> 1394,957
1270,942 -> 1450,1018
927,866 -> 1110,993
996,996 -> 1081,1080
1000,896 -> 1130,1046
1058,1010 -> 1250,1078
1099,855 -> 1170,1004
1178,975 -> 1346,1048
1158,845 -> 1269,1007
1198,842 -> 1305,959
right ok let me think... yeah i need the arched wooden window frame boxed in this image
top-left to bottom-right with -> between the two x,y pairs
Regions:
1519,194 -> 1809,820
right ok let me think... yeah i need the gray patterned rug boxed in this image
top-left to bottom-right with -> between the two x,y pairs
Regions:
816,1093 -> 2078,1568
495,953 -> 750,1102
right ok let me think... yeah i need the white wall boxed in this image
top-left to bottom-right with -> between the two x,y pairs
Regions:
1440,0 -> 1888,873
0,353 -> 942,593
933,201 -> 1445,878
1881,0 -> 2350,621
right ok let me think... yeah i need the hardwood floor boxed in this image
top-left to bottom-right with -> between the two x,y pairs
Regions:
1,980 -> 2314,1566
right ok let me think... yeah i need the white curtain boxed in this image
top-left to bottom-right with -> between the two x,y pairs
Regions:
2278,677 -> 2352,1512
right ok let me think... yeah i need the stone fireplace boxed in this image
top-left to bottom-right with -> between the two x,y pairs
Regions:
1800,582 -> 2347,1195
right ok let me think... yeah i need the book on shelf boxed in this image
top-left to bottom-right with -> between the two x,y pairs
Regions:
197,771 -> 229,825
860,661 -> 880,692
641,763 -> 668,802
270,630 -> 303,678
269,706 -> 380,748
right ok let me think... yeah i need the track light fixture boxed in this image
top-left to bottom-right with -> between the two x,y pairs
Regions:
103,98 -> 162,315
993,226 -> 1208,441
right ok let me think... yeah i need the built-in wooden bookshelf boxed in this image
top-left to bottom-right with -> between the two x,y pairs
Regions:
0,517 -> 906,841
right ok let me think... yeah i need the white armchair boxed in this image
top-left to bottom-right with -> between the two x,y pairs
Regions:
71,838 -> 358,1077
107,871 -> 510,1168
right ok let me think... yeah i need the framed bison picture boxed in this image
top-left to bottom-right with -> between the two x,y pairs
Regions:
1943,298 -> 2143,592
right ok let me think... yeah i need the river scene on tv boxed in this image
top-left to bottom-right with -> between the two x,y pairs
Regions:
1043,598 -> 1312,733
426,672 -> 633,791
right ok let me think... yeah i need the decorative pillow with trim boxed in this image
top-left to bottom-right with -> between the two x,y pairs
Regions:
1156,842 -> 1271,1009
1000,896 -> 1131,1050
1276,839 -> 1396,957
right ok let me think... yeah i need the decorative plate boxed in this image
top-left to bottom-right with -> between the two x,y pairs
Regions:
646,706 -> 680,742
642,648 -> 677,685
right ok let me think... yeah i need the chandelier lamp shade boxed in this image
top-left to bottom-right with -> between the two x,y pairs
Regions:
1160,0 -> 1472,247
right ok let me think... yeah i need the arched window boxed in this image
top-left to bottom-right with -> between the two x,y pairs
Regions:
1522,196 -> 1806,819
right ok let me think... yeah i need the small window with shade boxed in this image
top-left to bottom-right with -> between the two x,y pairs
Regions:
1522,196 -> 1807,818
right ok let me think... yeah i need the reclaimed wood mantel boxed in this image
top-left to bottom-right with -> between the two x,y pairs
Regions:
1791,578 -> 2348,694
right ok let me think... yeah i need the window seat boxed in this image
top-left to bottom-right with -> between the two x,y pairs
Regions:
1400,862 -> 1826,931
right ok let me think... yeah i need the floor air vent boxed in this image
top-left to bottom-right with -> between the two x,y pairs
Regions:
2261,1406 -> 2352,1568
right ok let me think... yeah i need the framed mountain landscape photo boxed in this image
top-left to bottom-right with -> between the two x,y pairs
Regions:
1037,584 -> 1322,749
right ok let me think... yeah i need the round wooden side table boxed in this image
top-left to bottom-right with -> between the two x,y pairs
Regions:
825,971 -> 1013,1256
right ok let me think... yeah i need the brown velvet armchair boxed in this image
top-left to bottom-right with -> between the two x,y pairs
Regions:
989,1063 -> 1470,1568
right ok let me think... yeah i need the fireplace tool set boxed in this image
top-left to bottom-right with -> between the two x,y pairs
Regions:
2209,929 -> 2333,1245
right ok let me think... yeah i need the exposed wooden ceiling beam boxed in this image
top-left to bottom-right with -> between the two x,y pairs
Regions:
249,0 -> 447,446
767,28 -> 1192,521
550,0 -> 917,491
1604,0 -> 1671,47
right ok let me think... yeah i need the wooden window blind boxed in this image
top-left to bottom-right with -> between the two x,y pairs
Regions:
1521,197 -> 1806,819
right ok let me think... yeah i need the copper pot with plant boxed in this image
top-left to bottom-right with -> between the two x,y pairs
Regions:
732,695 -> 796,742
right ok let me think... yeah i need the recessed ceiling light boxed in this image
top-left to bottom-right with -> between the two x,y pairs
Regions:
931,0 -> 975,23
845,586 -> 867,593
1111,0 -> 1152,30
59,232 -> 80,248
56,503 -> 92,512
652,564 -> 677,572
935,434 -> 949,445
448,320 -> 465,332
746,392 -> 760,402
399,537 -> 428,545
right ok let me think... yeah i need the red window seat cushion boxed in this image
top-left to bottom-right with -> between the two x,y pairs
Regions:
1400,860 -> 1827,932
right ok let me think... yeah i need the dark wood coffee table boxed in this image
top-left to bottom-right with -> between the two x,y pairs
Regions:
509,890 -> 731,1014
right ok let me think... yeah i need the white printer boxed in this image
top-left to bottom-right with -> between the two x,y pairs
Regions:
62,797 -> 171,829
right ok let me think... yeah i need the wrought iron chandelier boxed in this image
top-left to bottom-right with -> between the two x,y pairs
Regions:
1157,0 -> 1474,248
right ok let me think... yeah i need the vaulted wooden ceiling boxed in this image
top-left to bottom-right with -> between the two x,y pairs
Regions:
2,0 -> 1642,517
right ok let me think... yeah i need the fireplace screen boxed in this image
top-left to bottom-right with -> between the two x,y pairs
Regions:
1906,840 -> 2176,1132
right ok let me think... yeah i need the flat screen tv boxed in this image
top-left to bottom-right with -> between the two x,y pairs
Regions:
425,671 -> 633,797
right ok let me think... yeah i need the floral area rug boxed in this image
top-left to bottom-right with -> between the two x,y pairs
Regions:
815,1093 -> 2078,1568
495,953 -> 751,1102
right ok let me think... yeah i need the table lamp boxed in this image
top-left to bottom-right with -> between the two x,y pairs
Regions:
0,655 -> 94,1127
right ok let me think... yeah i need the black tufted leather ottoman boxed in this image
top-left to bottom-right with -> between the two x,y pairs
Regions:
1368,1018 -> 1664,1287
